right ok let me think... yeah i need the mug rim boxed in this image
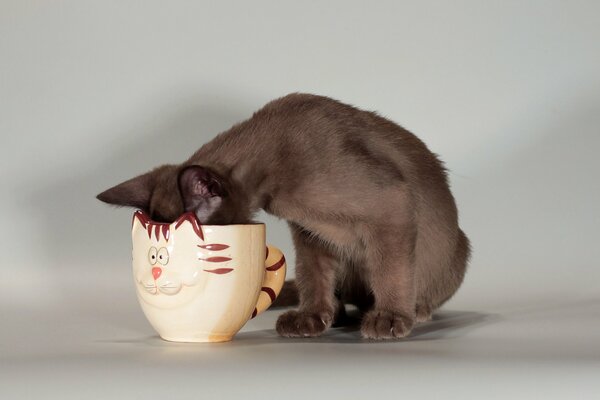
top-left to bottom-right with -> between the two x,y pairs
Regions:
133,210 -> 265,228
198,222 -> 265,227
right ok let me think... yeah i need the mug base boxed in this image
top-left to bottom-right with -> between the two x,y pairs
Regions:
160,334 -> 234,343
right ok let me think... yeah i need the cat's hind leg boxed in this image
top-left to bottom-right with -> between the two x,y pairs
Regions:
276,223 -> 340,338
360,225 -> 417,339
414,228 -> 471,323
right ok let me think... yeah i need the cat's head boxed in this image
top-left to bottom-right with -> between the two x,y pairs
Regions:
97,164 -> 251,224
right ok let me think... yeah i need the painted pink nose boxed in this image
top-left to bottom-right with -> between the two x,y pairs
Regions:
152,267 -> 162,280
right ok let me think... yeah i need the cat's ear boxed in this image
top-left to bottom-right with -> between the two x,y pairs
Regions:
178,166 -> 226,221
96,171 -> 153,209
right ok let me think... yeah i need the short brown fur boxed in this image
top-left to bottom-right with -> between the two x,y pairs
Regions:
97,93 -> 471,339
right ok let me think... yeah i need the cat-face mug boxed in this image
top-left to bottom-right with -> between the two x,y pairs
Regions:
131,210 -> 286,342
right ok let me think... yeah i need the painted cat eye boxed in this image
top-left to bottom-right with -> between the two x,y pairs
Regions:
157,247 -> 169,266
148,247 -> 158,265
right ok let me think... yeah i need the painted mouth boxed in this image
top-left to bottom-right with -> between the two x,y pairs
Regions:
140,282 -> 181,295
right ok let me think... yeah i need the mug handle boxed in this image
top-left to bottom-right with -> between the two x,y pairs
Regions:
251,245 -> 287,318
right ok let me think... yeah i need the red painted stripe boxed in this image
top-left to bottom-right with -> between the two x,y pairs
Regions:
132,211 -> 174,242
132,210 -> 150,228
266,255 -> 285,271
197,244 -> 229,251
199,256 -> 232,262
251,308 -> 258,319
261,287 -> 276,302
203,268 -> 233,274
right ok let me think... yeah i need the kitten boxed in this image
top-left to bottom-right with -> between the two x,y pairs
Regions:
97,93 -> 471,339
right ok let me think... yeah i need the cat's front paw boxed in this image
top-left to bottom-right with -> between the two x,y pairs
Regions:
360,310 -> 414,340
276,310 -> 333,338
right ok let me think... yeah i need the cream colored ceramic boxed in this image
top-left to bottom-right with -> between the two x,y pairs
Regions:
131,210 -> 286,343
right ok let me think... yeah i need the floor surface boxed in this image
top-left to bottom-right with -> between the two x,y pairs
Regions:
2,294 -> 598,399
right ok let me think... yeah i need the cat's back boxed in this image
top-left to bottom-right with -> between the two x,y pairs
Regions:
256,93 -> 430,152
254,93 -> 448,186
260,94 -> 461,253
256,92 -> 345,117
203,93 -> 451,203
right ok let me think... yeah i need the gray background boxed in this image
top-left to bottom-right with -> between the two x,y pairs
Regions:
1,1 -> 599,398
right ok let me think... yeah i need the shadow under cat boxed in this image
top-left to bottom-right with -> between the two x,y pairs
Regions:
98,309 -> 497,346
234,309 -> 497,344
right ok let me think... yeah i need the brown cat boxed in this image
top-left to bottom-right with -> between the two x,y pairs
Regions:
97,93 -> 471,340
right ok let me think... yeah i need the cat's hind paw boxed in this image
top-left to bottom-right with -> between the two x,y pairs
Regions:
360,310 -> 414,340
415,304 -> 433,323
276,310 -> 332,338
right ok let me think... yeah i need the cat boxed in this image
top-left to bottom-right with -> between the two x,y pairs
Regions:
97,93 -> 471,340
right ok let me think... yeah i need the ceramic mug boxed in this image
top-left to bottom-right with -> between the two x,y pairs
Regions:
131,210 -> 286,342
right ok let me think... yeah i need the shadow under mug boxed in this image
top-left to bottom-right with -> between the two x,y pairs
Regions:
131,210 -> 286,342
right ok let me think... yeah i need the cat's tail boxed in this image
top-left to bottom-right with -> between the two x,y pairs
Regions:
271,280 -> 299,307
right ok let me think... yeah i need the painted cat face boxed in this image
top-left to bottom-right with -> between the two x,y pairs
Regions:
132,211 -> 233,308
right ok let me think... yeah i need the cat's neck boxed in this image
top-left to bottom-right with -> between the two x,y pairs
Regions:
187,120 -> 275,211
